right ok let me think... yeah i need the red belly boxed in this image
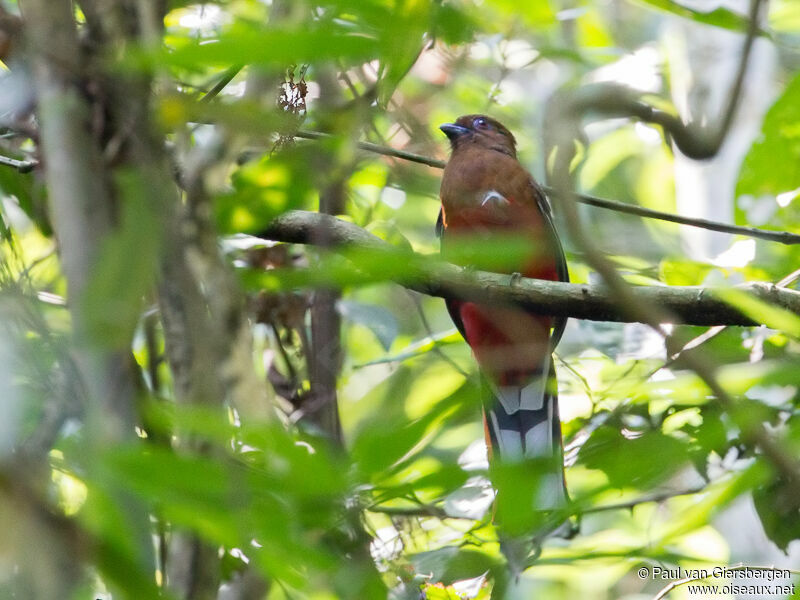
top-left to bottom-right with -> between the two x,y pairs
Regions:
442,201 -> 557,384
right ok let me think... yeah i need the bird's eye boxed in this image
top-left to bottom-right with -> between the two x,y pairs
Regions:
473,117 -> 489,130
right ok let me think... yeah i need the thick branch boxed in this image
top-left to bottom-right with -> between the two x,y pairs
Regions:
258,210 -> 800,327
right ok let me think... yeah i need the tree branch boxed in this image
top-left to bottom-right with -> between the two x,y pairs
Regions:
546,0 -> 762,162
580,484 -> 707,515
293,130 -> 800,246
544,0 -> 800,502
0,153 -> 37,172
257,210 -> 800,327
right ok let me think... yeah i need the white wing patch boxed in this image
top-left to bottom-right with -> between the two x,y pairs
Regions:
480,189 -> 510,207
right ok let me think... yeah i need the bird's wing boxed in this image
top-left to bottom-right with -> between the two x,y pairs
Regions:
528,177 -> 569,350
435,207 -> 468,340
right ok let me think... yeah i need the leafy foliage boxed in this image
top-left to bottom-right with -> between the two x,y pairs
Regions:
1,0 -> 800,599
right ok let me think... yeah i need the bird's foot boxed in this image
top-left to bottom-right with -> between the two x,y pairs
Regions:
509,272 -> 522,286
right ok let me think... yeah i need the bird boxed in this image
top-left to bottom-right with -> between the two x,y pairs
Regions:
437,114 -> 570,515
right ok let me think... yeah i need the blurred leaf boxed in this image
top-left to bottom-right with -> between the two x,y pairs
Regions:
163,23 -> 380,71
715,288 -> 800,338
376,0 -> 429,106
339,299 -> 399,350
216,152 -> 314,235
431,2 -> 476,44
413,547 -> 501,588
490,458 -> 568,534
657,464 -> 768,542
578,426 -> 688,489
355,328 -> 461,367
577,7 -> 614,49
352,370 -> 475,478
0,168 -> 50,235
636,0 -> 761,33
753,476 -> 800,553
769,0 -> 800,32
580,127 -> 642,191
485,0 -> 556,27
422,583 -> 466,600
365,219 -> 414,251
78,483 -> 164,600
659,257 -> 711,286
0,163 -> 33,210
0,207 -> 8,241
83,172 -> 161,348
737,71 -> 800,199
442,230 -> 554,273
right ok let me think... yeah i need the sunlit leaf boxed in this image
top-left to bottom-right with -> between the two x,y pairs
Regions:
737,70 -> 800,199
339,299 -> 399,350
163,23 -> 380,71
578,426 -> 688,490
769,0 -> 800,32
715,287 -> 800,338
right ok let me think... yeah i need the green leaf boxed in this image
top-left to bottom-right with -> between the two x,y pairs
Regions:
376,0 -> 430,106
737,71 -> 800,198
635,0 -> 763,33
216,152 -> 314,235
769,0 -> 800,33
579,127 -> 643,191
655,464 -> 766,542
163,23 -> 380,71
83,171 -> 162,348
485,0 -> 556,27
659,257 -> 711,286
754,476 -> 800,553
715,288 -> 800,338
0,167 -> 50,235
339,299 -> 398,350
351,370 -> 475,478
413,547 -> 501,588
578,426 -> 688,489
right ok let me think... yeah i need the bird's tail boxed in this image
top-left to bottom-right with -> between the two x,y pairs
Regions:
482,355 -> 568,510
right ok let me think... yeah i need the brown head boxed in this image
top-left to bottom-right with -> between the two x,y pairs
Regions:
439,115 -> 517,158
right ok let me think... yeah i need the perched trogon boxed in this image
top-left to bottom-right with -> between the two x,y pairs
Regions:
437,115 -> 569,511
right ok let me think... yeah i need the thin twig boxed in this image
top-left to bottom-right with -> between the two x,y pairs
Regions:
406,290 -> 469,377
200,64 -> 244,103
366,503 -> 449,519
559,190 -> 800,244
351,328 -> 458,369
292,130 -> 800,246
711,0 -> 763,151
295,129 -> 446,167
366,484 -> 708,521
580,484 -> 707,515
0,153 -> 38,173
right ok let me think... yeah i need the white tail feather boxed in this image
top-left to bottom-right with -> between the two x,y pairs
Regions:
483,359 -> 567,510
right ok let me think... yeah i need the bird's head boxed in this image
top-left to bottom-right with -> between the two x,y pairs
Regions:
439,115 -> 517,157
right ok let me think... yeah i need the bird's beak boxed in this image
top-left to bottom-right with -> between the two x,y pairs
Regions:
439,123 -> 471,142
